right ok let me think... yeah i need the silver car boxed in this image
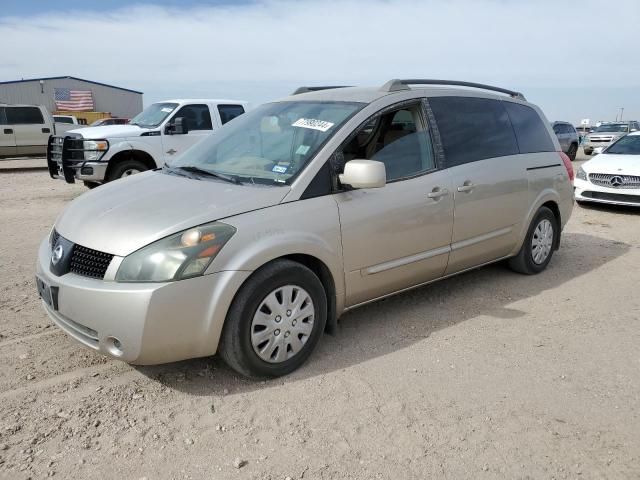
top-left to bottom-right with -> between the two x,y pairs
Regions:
36,79 -> 574,378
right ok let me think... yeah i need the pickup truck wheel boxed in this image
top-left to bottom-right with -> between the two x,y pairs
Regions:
83,181 -> 100,189
107,159 -> 147,182
219,260 -> 327,379
508,206 -> 557,275
567,143 -> 578,161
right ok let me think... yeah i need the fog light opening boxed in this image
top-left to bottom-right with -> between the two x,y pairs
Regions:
105,336 -> 124,357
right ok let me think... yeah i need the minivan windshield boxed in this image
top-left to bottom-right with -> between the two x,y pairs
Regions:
606,135 -> 640,155
593,124 -> 629,133
167,101 -> 363,184
130,102 -> 178,128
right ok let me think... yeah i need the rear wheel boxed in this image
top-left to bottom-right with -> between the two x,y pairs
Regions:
106,159 -> 148,182
567,143 -> 578,161
508,207 -> 557,275
219,260 -> 327,378
83,181 -> 100,189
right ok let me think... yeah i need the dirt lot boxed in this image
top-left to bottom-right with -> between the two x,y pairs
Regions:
1,153 -> 639,479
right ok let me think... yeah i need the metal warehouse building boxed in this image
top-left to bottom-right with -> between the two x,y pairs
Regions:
0,76 -> 143,119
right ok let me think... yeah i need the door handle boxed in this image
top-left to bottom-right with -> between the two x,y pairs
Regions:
427,187 -> 449,199
457,181 -> 475,193
3,128 -> 12,134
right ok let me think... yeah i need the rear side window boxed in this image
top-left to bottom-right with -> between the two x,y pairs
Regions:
54,117 -> 73,124
429,96 -> 518,167
218,104 -> 245,125
6,107 -> 44,125
0,107 -> 6,125
504,103 -> 556,153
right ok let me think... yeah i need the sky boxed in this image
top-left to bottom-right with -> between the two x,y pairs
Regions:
1,0 -> 639,125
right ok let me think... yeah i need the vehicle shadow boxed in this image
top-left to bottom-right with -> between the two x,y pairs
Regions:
577,202 -> 640,216
137,232 -> 629,395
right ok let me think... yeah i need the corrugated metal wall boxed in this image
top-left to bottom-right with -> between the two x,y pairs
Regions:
0,77 -> 143,118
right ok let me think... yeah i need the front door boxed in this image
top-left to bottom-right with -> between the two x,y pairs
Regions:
7,106 -> 50,156
334,102 -> 454,306
162,104 -> 216,164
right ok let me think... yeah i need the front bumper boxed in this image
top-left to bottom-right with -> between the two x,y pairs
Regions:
35,238 -> 251,364
574,179 -> 640,207
47,135 -> 109,183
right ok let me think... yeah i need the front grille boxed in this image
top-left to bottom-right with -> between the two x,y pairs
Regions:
69,244 -> 113,279
589,138 -> 611,143
581,190 -> 640,204
589,173 -> 640,189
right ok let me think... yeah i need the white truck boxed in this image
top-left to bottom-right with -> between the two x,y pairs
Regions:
47,99 -> 248,187
52,115 -> 85,135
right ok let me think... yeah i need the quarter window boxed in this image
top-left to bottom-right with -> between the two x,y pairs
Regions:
429,96 -> 518,167
6,107 -> 44,125
218,104 -> 245,125
339,103 -> 435,182
173,104 -> 213,131
504,102 -> 556,153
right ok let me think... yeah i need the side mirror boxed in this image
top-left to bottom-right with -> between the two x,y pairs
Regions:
593,147 -> 604,155
166,117 -> 189,135
338,159 -> 386,189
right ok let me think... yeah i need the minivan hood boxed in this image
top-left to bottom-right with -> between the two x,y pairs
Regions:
582,153 -> 640,176
67,124 -> 147,139
55,171 -> 290,256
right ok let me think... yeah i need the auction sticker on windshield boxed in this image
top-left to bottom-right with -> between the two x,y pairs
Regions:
292,118 -> 335,132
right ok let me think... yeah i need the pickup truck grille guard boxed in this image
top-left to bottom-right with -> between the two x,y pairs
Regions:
47,135 -> 108,184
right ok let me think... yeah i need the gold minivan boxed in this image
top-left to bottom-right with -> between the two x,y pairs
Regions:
36,79 -> 574,378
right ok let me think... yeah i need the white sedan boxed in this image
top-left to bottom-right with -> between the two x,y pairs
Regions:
575,132 -> 640,207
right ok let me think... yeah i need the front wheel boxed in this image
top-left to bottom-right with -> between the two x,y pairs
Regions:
508,207 -> 557,275
583,148 -> 593,156
219,260 -> 327,378
106,159 -> 148,182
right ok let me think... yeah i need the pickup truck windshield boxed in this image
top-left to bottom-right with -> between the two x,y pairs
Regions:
593,124 -> 628,133
168,101 -> 363,184
130,102 -> 178,128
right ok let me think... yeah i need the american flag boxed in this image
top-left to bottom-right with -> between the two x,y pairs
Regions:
54,88 -> 94,111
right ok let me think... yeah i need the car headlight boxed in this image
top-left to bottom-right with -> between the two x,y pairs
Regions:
83,140 -> 109,161
115,222 -> 236,282
576,166 -> 587,181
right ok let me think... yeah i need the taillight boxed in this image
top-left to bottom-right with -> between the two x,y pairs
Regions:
559,151 -> 574,181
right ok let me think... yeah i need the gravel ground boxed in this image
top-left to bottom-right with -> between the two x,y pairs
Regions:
1,151 -> 639,479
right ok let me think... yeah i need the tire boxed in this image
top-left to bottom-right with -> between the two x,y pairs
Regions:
219,259 -> 327,378
106,159 -> 148,182
83,181 -> 100,189
508,207 -> 558,275
567,143 -> 578,161
583,148 -> 593,156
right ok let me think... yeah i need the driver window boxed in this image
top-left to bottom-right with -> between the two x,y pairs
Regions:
340,103 -> 435,182
172,104 -> 213,131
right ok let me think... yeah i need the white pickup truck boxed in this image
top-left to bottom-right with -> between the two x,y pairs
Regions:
47,99 -> 248,187
52,115 -> 86,135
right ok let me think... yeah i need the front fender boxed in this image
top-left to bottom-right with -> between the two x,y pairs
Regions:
208,196 -> 346,315
102,138 -> 160,165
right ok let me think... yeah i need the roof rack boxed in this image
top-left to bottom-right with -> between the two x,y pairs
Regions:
380,79 -> 526,101
292,86 -> 351,95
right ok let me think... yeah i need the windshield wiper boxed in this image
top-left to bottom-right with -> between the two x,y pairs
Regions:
177,166 -> 243,185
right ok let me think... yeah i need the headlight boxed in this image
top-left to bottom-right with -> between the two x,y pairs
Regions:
115,222 -> 236,282
83,140 -> 109,161
576,166 -> 587,181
